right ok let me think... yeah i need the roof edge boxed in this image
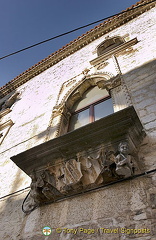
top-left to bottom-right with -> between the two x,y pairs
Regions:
0,0 -> 155,98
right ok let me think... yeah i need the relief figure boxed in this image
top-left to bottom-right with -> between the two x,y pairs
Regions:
115,142 -> 134,178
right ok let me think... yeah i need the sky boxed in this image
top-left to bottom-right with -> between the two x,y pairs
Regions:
0,0 -> 139,88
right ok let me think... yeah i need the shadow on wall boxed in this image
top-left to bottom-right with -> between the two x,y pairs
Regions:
0,168 -> 29,240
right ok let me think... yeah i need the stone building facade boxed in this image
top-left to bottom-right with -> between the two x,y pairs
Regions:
0,1 -> 156,239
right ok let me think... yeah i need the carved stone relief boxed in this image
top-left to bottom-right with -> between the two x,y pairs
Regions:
115,142 -> 134,178
23,141 -> 136,213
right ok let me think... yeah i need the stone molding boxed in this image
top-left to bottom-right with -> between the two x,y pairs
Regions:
0,119 -> 14,145
0,108 -> 11,118
90,38 -> 138,66
0,120 -> 14,131
0,92 -> 18,144
47,72 -> 131,138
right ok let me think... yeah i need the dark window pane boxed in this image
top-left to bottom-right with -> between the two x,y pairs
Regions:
94,98 -> 114,121
69,109 -> 90,131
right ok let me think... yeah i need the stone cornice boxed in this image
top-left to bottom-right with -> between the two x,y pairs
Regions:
0,0 -> 155,98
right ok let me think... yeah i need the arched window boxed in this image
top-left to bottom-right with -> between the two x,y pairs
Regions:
68,86 -> 114,131
97,37 -> 124,56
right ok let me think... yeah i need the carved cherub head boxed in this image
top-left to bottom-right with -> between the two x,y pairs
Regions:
118,142 -> 129,155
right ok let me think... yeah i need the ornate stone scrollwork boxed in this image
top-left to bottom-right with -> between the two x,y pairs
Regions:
23,141 -> 135,212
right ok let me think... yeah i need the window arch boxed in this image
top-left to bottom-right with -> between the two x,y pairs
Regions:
49,73 -> 131,139
68,86 -> 114,131
97,37 -> 124,56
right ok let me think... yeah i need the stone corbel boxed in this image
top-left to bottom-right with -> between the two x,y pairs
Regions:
21,141 -> 138,213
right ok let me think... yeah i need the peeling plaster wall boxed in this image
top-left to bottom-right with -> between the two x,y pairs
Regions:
0,7 -> 156,240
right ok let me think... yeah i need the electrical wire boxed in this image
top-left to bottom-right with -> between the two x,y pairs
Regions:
0,0 -> 155,61
0,186 -> 30,200
21,168 -> 156,214
0,168 -> 155,206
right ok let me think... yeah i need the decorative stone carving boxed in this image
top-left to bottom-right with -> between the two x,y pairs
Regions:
51,159 -> 83,194
96,74 -> 121,90
90,38 -> 138,66
110,85 -> 131,112
47,73 -> 122,138
23,141 -> 136,213
82,68 -> 90,76
97,62 -> 109,70
96,36 -> 125,57
11,106 -> 144,213
0,108 -> 11,118
0,92 -> 20,111
78,152 -> 103,186
22,170 -> 63,213
115,142 -> 134,178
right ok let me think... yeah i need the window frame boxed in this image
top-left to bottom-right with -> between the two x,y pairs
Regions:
68,93 -> 112,131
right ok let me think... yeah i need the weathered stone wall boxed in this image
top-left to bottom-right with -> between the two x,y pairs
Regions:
0,6 -> 156,240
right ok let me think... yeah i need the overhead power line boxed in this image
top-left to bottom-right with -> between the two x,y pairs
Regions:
0,168 -> 155,201
0,0 -> 155,61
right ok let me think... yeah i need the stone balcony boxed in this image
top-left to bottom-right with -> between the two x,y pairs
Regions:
11,106 -> 145,213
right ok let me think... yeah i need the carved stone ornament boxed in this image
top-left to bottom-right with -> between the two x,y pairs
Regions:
115,142 -> 134,178
21,141 -> 137,213
48,73 -> 122,138
90,38 -> 138,66
0,91 -> 20,112
11,106 -> 145,213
